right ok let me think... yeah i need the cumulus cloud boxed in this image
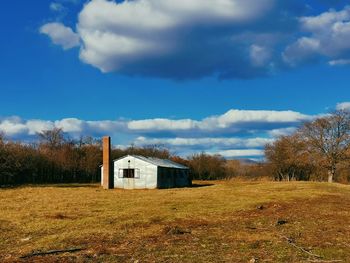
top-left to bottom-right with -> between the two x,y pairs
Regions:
40,1 -> 350,78
40,22 -> 80,50
217,149 -> 264,158
0,117 -> 124,139
283,6 -> 350,66
41,0 -> 315,79
128,119 -> 196,131
26,120 -> 55,135
329,59 -> 350,66
250,45 -> 272,67
283,37 -> 321,66
76,0 -> 279,78
267,127 -> 297,137
336,102 -> 350,110
0,117 -> 28,136
127,109 -> 311,137
135,136 -> 274,150
0,107 -> 317,158
0,109 -> 310,138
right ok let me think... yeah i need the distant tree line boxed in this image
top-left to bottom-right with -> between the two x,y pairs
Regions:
1,110 -> 349,186
0,127 -> 251,185
265,110 -> 350,183
0,128 -> 232,185
0,129 -> 102,185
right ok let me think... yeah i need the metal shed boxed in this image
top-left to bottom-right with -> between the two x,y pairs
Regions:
101,155 -> 191,189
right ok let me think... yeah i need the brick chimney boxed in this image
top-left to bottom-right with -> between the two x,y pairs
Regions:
102,136 -> 113,189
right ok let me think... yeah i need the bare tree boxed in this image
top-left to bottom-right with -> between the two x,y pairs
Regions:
37,128 -> 65,149
0,132 -> 5,144
300,110 -> 350,183
265,134 -> 312,181
188,153 -> 227,180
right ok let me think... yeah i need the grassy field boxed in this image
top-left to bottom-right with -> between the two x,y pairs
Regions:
1,181 -> 350,263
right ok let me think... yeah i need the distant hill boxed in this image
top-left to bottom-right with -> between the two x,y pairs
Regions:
226,158 -> 259,165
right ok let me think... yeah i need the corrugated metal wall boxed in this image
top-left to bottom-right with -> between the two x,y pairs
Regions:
157,167 -> 190,189
101,155 -> 191,189
114,156 -> 158,189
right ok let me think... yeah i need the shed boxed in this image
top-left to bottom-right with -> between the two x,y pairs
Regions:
101,155 -> 191,189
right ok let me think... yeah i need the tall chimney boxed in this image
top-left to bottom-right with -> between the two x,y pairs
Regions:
102,136 -> 113,189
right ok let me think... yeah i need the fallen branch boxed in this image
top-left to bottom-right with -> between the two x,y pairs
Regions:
279,235 -> 322,259
307,260 -> 343,263
20,247 -> 85,258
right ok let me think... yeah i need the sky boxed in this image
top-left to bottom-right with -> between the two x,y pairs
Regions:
1,0 -> 350,159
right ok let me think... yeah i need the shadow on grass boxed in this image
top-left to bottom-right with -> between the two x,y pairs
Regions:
0,183 -> 100,189
52,184 -> 100,188
1,183 -> 215,190
191,183 -> 215,188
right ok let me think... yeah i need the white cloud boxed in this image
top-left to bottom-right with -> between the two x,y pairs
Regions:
78,0 -> 272,35
26,120 -> 54,135
268,127 -> 297,137
283,37 -> 320,66
0,117 -> 28,136
128,119 -> 197,131
126,109 -> 311,137
216,149 -> 264,158
0,109 -> 313,139
41,1 -> 350,78
250,45 -> 271,67
54,118 -> 84,133
336,102 -> 350,110
135,136 -> 274,148
300,6 -> 350,32
0,107 -> 317,158
40,22 -> 80,50
71,0 -> 277,78
200,109 -> 310,130
283,6 -> 350,66
329,59 -> 350,66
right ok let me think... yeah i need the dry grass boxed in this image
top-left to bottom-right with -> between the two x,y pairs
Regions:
0,181 -> 350,262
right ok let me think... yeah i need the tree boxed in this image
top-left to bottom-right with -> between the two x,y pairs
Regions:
265,134 -> 313,181
0,132 -> 4,144
300,110 -> 350,183
188,153 -> 227,180
37,128 -> 65,149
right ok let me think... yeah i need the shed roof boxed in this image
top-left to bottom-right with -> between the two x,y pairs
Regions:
114,155 -> 189,169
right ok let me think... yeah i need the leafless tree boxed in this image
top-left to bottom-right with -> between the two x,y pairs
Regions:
300,110 -> 350,183
0,132 -> 5,144
265,134 -> 312,181
37,128 -> 65,149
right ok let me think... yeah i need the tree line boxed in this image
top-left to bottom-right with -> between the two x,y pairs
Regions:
265,110 -> 350,183
0,129 -> 102,185
1,110 -> 349,186
0,126 -> 249,185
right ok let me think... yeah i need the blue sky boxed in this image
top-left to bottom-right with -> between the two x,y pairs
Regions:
1,0 -> 350,159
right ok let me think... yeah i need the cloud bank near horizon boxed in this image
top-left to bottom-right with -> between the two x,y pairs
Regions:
40,0 -> 350,79
0,107 -> 324,159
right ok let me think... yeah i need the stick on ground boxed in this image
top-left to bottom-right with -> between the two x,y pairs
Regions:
20,247 -> 85,259
280,235 -> 322,259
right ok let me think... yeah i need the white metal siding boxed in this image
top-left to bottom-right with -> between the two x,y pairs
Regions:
101,155 -> 191,189
114,156 -> 158,189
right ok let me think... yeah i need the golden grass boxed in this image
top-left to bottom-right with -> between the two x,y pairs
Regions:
1,181 -> 350,262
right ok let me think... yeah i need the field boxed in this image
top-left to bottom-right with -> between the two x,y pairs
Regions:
1,181 -> 350,263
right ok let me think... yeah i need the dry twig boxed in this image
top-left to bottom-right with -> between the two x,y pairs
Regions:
307,260 -> 343,263
279,235 -> 322,259
20,247 -> 85,258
